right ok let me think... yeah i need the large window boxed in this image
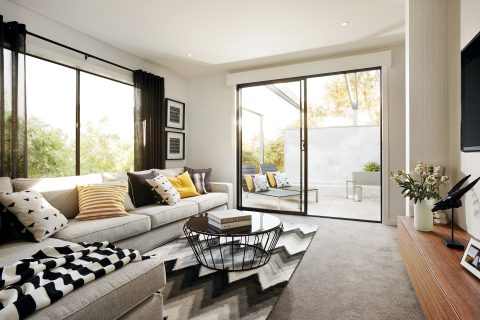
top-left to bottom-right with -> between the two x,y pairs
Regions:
25,55 -> 134,177
80,72 -> 134,174
26,56 -> 76,177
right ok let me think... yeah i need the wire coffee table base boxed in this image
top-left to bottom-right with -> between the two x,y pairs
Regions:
183,223 -> 283,271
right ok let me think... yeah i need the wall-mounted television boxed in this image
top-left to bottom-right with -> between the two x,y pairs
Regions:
462,31 -> 480,152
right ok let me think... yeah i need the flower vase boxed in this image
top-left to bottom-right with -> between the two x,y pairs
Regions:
414,199 -> 434,231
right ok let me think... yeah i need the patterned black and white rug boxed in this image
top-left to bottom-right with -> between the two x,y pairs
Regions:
149,222 -> 317,320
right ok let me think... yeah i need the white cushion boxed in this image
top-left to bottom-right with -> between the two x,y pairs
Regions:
0,190 -> 68,242
253,174 -> 270,192
273,172 -> 291,188
146,174 -> 180,205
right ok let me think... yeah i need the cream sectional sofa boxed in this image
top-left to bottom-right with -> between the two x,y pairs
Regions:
0,168 -> 233,319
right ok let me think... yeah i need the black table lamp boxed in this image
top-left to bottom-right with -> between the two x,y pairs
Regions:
432,175 -> 480,249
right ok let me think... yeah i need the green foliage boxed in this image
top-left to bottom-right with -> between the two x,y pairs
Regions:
264,135 -> 284,172
27,118 -> 75,177
80,118 -> 133,174
363,161 -> 380,172
26,116 -> 133,177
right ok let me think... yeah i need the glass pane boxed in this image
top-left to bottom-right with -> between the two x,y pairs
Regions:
240,81 -> 303,213
26,56 -> 76,177
80,72 -> 134,174
306,69 -> 381,221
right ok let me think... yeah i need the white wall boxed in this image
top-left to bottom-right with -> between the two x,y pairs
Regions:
284,126 -> 381,185
1,0 -> 188,168
187,45 -> 406,224
448,0 -> 480,239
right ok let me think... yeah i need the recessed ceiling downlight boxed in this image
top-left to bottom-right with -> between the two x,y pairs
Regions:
186,53 -> 192,57
341,21 -> 349,26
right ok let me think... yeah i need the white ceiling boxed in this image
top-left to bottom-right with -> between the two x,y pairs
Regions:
11,0 -> 405,77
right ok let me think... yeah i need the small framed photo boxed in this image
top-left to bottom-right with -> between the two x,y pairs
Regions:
166,131 -> 185,160
460,237 -> 480,279
165,98 -> 185,130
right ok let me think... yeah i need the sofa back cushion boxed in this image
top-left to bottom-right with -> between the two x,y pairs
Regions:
0,177 -> 12,193
11,174 -> 103,219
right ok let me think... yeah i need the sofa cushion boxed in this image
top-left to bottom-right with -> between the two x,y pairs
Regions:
31,257 -> 165,320
180,193 -> 228,213
0,190 -> 69,242
11,174 -> 103,219
0,177 -> 12,193
130,202 -> 198,229
127,171 -> 158,208
0,238 -> 73,266
52,214 -> 151,243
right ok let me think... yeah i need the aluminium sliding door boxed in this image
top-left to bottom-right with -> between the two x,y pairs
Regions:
238,80 -> 306,215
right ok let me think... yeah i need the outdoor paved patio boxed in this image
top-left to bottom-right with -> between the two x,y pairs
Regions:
242,193 -> 381,221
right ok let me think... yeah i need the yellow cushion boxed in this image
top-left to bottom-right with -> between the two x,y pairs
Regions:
244,174 -> 255,192
266,172 -> 277,187
167,171 -> 200,198
76,183 -> 128,220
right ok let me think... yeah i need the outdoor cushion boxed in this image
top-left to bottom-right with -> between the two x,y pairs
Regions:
0,177 -> 12,193
52,214 -> 151,243
180,193 -> 228,213
11,174 -> 103,219
131,201 -> 198,228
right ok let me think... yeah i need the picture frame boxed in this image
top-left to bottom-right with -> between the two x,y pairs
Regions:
165,98 -> 185,130
166,131 -> 185,160
460,237 -> 480,279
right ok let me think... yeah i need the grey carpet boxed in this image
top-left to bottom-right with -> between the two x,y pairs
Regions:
268,214 -> 424,320
151,222 -> 317,320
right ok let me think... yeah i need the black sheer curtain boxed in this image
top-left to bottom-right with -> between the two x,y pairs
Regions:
133,70 -> 166,170
0,16 -> 27,178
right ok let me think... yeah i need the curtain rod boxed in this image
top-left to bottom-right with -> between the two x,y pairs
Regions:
26,31 -> 134,72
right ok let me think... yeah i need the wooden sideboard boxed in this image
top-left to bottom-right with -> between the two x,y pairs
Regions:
397,216 -> 480,320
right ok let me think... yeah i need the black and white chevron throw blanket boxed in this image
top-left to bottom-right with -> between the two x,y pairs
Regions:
0,241 -> 146,319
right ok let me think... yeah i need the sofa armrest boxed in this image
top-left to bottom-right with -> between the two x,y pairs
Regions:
210,182 -> 233,209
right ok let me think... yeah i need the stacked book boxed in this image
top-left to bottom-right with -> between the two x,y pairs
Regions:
208,210 -> 252,232
433,211 -> 450,225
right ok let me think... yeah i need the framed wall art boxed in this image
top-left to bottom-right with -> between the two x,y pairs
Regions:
165,98 -> 185,130
166,131 -> 185,160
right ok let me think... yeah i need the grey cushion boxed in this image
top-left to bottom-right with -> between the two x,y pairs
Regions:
12,174 -> 103,219
32,257 -> 165,320
53,214 -> 151,243
0,238 -> 73,266
119,293 -> 163,320
180,193 -> 228,213
130,201 -> 198,228
0,177 -> 12,193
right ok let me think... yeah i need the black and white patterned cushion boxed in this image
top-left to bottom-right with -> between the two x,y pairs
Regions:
146,174 -> 180,205
0,190 -> 68,242
192,172 -> 208,194
253,174 -> 270,192
273,172 -> 291,188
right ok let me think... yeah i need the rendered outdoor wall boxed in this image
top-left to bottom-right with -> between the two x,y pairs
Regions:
284,126 -> 381,186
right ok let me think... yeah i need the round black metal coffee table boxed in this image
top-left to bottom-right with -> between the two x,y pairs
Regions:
183,211 -> 283,271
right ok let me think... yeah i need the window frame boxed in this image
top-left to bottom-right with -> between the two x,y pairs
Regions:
25,53 -> 134,176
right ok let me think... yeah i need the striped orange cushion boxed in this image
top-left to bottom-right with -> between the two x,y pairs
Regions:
75,184 -> 128,220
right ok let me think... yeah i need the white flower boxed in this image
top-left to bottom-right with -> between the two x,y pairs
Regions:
414,162 -> 425,175
426,175 -> 436,185
441,176 -> 449,183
